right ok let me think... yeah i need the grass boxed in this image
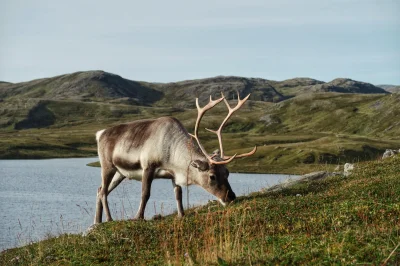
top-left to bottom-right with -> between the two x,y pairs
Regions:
1,155 -> 399,265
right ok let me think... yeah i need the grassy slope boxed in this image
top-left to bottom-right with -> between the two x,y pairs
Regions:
1,155 -> 399,265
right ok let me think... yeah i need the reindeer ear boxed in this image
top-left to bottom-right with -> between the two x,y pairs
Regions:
190,160 -> 209,171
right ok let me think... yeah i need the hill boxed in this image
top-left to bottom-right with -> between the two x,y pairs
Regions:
308,78 -> 388,94
270,77 -> 324,96
1,155 -> 399,265
0,71 -> 398,173
0,71 -> 163,105
271,77 -> 388,97
0,71 -> 388,105
155,76 -> 286,107
0,72 -> 288,107
378,84 -> 400,93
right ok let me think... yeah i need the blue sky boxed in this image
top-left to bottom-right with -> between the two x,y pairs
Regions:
0,0 -> 399,85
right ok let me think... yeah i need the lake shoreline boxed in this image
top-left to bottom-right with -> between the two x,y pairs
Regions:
1,158 -> 294,251
1,156 -> 308,175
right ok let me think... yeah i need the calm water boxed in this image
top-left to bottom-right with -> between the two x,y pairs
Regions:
0,158 -> 295,251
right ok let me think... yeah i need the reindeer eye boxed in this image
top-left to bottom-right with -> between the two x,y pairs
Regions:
209,174 -> 216,181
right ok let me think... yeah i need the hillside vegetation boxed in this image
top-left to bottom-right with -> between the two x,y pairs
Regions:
1,154 -> 399,265
0,71 -> 398,174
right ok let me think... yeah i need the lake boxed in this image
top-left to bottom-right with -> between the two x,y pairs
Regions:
0,158 -> 296,251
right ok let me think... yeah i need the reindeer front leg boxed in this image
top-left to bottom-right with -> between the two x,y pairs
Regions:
172,180 -> 185,217
133,166 -> 155,220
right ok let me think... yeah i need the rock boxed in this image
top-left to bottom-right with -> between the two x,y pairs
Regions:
259,114 -> 281,126
263,171 -> 341,193
344,163 -> 354,176
152,214 -> 163,220
45,256 -> 56,261
382,149 -> 399,159
82,224 -> 99,236
301,171 -> 331,181
302,153 -> 315,164
310,78 -> 388,94
10,256 -> 21,263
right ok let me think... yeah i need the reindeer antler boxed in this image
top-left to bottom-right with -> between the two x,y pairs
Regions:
189,92 -> 257,165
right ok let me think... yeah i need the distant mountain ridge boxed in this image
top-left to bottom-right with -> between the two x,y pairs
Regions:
0,71 -> 389,106
311,78 -> 387,94
157,76 -> 286,107
274,78 -> 388,96
378,84 -> 400,94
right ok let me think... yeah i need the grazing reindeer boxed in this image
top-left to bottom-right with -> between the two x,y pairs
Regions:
94,93 -> 256,224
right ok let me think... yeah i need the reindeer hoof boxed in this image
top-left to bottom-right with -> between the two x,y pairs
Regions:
131,216 -> 145,221
176,213 -> 185,219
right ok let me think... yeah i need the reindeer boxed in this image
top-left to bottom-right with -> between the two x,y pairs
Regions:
94,93 -> 256,224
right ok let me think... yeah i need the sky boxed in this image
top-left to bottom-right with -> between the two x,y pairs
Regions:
0,0 -> 399,85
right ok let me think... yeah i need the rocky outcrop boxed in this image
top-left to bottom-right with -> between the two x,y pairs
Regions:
382,149 -> 400,159
258,114 -> 281,126
263,171 -> 341,193
158,76 -> 286,107
344,163 -> 355,177
310,78 -> 388,94
278,78 -> 324,88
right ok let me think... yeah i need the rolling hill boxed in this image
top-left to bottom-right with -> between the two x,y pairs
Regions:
0,70 -> 398,173
0,71 -> 388,104
378,84 -> 400,94
0,71 -> 163,104
154,76 -> 286,107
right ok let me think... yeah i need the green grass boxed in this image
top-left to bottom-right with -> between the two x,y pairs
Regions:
2,155 -> 399,265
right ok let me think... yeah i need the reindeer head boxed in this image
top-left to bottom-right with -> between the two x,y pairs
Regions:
190,159 -> 234,204
189,93 -> 257,205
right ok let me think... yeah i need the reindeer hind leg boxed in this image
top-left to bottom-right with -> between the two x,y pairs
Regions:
94,186 -> 103,224
95,165 -> 116,223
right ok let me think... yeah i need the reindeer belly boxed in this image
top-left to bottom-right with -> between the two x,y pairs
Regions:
113,157 -> 143,181
113,156 -> 174,181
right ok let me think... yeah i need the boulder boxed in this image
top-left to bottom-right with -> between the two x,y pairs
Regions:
344,163 -> 354,176
382,149 -> 399,159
